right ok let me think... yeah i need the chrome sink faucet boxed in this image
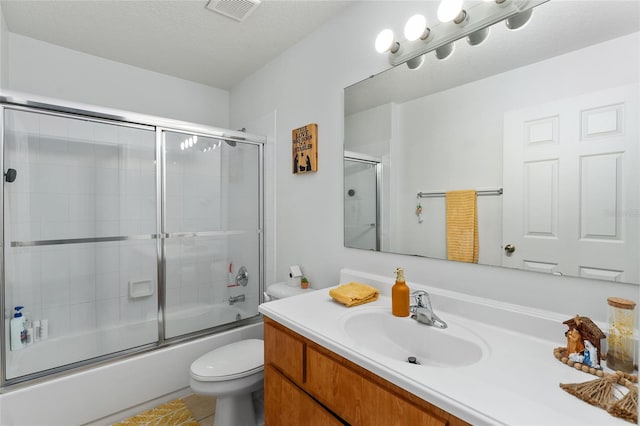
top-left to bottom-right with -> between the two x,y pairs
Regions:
410,291 -> 447,329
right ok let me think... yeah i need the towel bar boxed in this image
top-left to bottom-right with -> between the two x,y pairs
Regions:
417,188 -> 503,198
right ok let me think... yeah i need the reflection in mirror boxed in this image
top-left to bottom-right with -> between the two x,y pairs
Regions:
344,151 -> 381,251
344,1 -> 640,284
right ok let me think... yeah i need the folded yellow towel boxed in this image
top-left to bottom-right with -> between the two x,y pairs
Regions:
446,189 -> 479,263
329,282 -> 379,307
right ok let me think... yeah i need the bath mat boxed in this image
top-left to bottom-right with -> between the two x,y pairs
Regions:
114,399 -> 200,426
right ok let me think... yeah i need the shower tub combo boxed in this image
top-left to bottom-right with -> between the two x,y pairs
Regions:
0,93 -> 265,424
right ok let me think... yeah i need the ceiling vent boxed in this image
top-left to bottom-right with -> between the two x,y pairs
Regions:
205,0 -> 261,22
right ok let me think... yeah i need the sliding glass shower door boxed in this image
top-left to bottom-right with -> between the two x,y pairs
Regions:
2,102 -> 264,385
3,108 -> 158,380
162,131 -> 261,338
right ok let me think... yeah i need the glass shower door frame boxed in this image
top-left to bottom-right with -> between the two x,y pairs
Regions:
0,97 -> 265,388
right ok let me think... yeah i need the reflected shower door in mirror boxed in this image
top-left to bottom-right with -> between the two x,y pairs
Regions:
344,1 -> 640,284
344,153 -> 381,251
162,131 -> 261,338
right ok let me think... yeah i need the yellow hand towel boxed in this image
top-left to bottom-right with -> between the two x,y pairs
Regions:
446,190 -> 479,263
329,282 -> 379,307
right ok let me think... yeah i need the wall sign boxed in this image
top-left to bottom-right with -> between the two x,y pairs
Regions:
292,123 -> 318,174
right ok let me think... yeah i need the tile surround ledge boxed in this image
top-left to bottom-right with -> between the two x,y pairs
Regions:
259,268 -> 630,426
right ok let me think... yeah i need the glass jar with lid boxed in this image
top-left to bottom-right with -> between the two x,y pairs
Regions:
606,297 -> 636,373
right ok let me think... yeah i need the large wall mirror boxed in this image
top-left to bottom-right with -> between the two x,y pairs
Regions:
344,1 -> 640,284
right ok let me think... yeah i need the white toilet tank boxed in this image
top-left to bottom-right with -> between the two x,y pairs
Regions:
264,282 -> 314,301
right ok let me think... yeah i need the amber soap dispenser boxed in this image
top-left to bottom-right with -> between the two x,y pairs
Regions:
392,267 -> 410,317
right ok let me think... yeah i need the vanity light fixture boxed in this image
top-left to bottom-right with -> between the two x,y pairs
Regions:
375,0 -> 548,68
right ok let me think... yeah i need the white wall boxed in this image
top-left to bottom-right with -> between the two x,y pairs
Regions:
0,2 -> 7,88
230,1 -> 640,322
6,33 -> 229,127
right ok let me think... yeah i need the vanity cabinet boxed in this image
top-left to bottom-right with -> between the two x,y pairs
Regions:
264,317 -> 469,426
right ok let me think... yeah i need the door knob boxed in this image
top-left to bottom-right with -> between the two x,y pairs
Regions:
504,244 -> 516,254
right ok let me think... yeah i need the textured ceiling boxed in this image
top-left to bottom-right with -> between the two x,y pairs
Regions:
1,0 -> 352,90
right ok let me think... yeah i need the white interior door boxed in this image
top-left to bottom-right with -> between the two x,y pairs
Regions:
502,84 -> 639,282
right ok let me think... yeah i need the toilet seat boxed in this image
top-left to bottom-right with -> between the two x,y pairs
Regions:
191,338 -> 264,382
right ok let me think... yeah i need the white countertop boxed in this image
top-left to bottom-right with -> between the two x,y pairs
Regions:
259,271 -> 631,426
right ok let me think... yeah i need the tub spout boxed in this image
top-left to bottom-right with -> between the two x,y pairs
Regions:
228,294 -> 245,305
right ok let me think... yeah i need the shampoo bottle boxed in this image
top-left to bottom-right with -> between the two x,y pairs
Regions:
10,306 -> 27,351
392,268 -> 410,317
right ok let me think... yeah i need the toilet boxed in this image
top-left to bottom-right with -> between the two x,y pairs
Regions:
190,283 -> 313,426
190,338 -> 264,426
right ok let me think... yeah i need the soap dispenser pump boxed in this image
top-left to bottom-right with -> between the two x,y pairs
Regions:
10,306 -> 27,351
392,268 -> 410,317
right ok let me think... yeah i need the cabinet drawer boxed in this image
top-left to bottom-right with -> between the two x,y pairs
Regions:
264,317 -> 305,384
306,346 -> 448,426
264,365 -> 343,426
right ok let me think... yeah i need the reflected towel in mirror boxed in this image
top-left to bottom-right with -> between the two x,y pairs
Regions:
446,190 -> 478,263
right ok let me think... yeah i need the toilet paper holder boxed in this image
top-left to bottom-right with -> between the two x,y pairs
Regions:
288,265 -> 302,286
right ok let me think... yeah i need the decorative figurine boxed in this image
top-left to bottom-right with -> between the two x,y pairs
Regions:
563,314 -> 605,369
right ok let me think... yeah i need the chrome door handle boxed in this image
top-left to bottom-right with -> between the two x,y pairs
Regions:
504,244 -> 516,254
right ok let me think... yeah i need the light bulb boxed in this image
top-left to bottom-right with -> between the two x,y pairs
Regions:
438,0 -> 464,23
404,14 -> 428,41
375,29 -> 398,54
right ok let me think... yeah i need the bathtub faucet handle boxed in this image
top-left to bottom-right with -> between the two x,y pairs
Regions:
236,266 -> 249,287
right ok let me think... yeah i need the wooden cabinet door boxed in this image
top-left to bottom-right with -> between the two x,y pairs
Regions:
264,317 -> 305,385
264,365 -> 343,426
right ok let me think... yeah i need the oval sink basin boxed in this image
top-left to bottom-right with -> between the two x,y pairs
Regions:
340,307 -> 488,368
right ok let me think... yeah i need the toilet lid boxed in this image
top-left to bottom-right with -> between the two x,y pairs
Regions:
190,339 -> 264,382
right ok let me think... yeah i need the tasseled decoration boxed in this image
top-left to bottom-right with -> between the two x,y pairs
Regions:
416,200 -> 423,223
560,374 -> 618,409
608,385 -> 638,424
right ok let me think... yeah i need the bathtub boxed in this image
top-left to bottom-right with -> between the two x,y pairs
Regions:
6,303 -> 256,381
0,304 -> 263,426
